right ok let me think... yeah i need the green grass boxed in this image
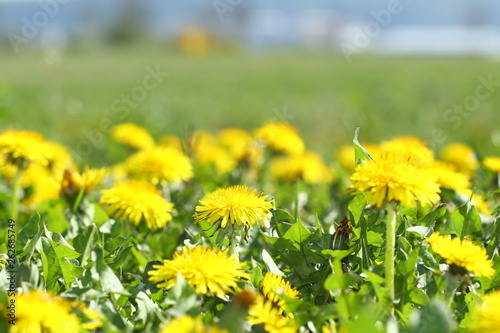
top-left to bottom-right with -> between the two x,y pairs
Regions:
1,48 -> 499,165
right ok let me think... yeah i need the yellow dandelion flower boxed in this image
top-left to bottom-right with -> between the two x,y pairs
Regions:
0,290 -> 81,333
160,315 -> 228,333
21,165 -> 61,206
61,166 -> 107,200
430,161 -> 471,192
44,140 -> 72,173
380,136 -> 435,166
440,142 -> 478,176
248,296 -> 299,333
260,272 -> 299,315
254,122 -> 305,156
148,246 -> 250,296
111,122 -> 155,150
192,131 -> 237,174
99,180 -> 175,229
468,290 -> 500,333
483,156 -> 500,173
335,143 -> 381,173
159,134 -> 184,151
193,185 -> 274,228
70,301 -> 103,330
271,151 -> 336,184
218,128 -> 254,160
348,154 -> 441,208
425,232 -> 494,278
125,146 -> 193,185
0,130 -> 49,169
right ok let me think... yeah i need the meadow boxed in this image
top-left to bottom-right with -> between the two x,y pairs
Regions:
0,50 -> 499,332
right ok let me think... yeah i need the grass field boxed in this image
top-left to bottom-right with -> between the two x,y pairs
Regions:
1,48 -> 499,164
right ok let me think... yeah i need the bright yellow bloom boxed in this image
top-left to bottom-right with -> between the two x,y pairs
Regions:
193,132 -> 237,174
254,122 -> 305,156
70,301 -> 103,330
193,185 -> 274,228
335,144 -> 381,173
176,26 -> 212,56
260,272 -> 299,315
159,134 -> 184,151
426,232 -> 494,278
99,180 -> 175,229
348,154 -> 441,208
111,122 -> 155,150
0,130 -> 49,169
440,143 -> 478,176
1,290 -> 81,333
248,296 -> 299,333
379,136 -> 434,166
61,166 -> 107,200
159,315 -> 228,333
148,246 -> 249,296
468,290 -> 500,333
218,128 -> 254,161
483,156 -> 500,173
125,146 -> 193,185
21,165 -> 61,205
430,161 -> 471,192
271,151 -> 336,184
44,140 -> 72,173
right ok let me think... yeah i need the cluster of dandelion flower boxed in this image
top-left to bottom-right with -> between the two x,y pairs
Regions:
148,245 -> 249,296
159,315 -> 228,333
193,185 -> 274,244
425,232 -> 494,278
99,179 -> 175,229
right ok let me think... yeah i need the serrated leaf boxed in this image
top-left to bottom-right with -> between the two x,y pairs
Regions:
441,201 -> 481,237
353,127 -> 373,165
73,224 -> 99,267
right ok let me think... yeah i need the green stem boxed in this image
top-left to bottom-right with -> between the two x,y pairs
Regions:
10,168 -> 22,222
229,239 -> 240,263
385,201 -> 398,313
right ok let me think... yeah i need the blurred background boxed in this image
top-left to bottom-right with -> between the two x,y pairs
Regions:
0,0 -> 499,165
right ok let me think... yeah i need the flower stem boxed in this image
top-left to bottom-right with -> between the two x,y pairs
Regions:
10,168 -> 22,222
385,201 -> 398,313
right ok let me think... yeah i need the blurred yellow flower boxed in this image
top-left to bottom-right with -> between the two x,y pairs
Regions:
0,290 -> 81,333
148,246 -> 249,296
468,290 -> 500,333
218,128 -> 255,161
430,161 -> 471,192
111,122 -> 155,150
176,26 -> 212,56
159,315 -> 228,333
335,143 -> 380,173
193,132 -> 237,174
0,130 -> 49,169
271,151 -> 336,184
193,185 -> 274,228
483,156 -> 500,173
440,142 -> 478,176
99,180 -> 175,229
61,166 -> 107,200
125,146 -> 193,185
21,165 -> 61,206
348,154 -> 441,208
254,122 -> 305,156
248,296 -> 298,333
260,272 -> 299,316
44,140 -> 73,173
426,232 -> 494,278
380,136 -> 434,166
159,134 -> 184,151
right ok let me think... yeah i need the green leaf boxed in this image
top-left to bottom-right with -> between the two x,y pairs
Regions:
441,201 -> 481,238
353,127 -> 373,165
17,213 -> 45,262
73,224 -> 99,267
419,204 -> 447,226
95,246 -> 129,294
407,299 -> 456,333
397,249 -> 419,276
39,237 -> 83,290
283,218 -> 311,244
93,203 -> 110,227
